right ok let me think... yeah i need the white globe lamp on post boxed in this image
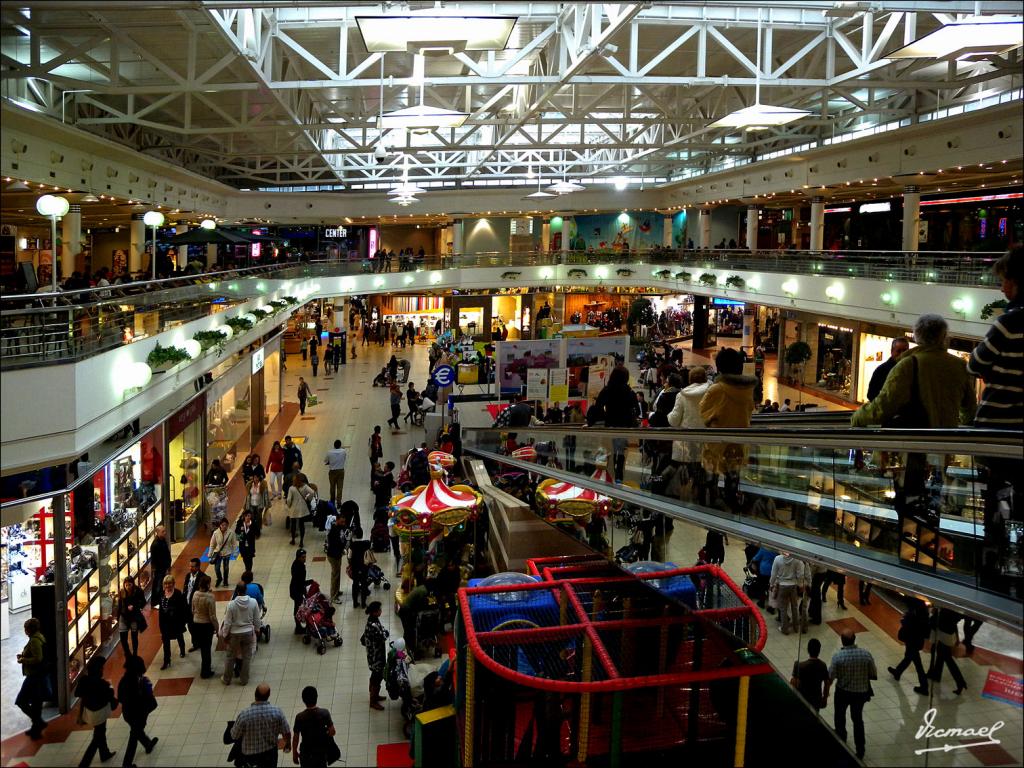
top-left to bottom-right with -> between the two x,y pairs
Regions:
143,210 -> 165,280
36,194 -> 69,293
200,218 -> 216,230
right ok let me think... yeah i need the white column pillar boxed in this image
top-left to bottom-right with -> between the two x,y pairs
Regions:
452,219 -> 464,254
809,197 -> 825,251
129,213 -> 146,273
699,208 -> 712,249
541,220 -> 551,253
61,204 -> 81,278
902,185 -> 921,252
174,224 -> 188,268
662,215 -> 672,248
746,206 -> 758,251
206,243 -> 218,268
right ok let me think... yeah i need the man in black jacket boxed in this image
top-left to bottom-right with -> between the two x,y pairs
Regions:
150,525 -> 171,607
282,436 -> 303,496
290,549 -> 310,634
866,338 -> 910,401
182,558 -> 202,652
325,515 -> 350,604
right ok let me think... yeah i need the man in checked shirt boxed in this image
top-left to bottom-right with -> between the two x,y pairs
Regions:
231,683 -> 292,767
824,629 -> 878,761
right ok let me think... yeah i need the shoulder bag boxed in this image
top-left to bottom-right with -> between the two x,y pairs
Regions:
324,710 -> 343,765
886,357 -> 930,428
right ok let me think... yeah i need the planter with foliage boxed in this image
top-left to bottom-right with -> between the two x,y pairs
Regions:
281,295 -> 299,305
627,297 -> 656,339
225,316 -> 254,334
193,329 -> 229,355
147,343 -> 191,371
654,269 -> 672,279
250,308 -> 270,321
501,271 -> 521,280
725,275 -> 746,289
616,269 -> 634,277
675,271 -> 692,282
268,299 -> 288,311
698,272 -> 718,286
568,269 -> 588,279
981,299 -> 1008,320
784,340 -> 813,385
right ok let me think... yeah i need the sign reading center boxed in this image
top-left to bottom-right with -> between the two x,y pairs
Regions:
324,227 -> 348,239
431,364 -> 455,388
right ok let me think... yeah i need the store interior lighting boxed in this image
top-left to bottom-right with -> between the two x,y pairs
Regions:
356,13 -> 517,53
887,17 -> 1023,60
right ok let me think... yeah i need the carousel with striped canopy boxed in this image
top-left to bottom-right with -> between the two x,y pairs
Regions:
390,454 -> 482,535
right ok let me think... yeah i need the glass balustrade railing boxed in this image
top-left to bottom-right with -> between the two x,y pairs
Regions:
0,247 -> 1002,369
461,425 -> 1023,627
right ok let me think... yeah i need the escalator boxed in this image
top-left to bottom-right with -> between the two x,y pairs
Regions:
462,424 -> 1023,630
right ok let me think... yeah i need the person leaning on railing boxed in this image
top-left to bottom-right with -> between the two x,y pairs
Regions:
850,313 -> 976,522
966,247 -> 1023,592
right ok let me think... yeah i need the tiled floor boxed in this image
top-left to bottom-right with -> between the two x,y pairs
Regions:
3,332 -> 1021,768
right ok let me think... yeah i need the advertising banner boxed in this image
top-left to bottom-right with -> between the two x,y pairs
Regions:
526,368 -> 549,401
495,339 -> 563,393
548,368 -> 569,405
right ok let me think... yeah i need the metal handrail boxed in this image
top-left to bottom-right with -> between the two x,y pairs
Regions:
1,247 -> 1002,305
0,247 -> 1002,370
464,441 -> 1024,629
464,425 -> 1023,458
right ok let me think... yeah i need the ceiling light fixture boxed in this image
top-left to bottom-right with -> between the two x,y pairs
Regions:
709,13 -> 812,130
379,54 -> 468,130
887,17 -> 1022,60
6,179 -> 30,192
356,12 -> 517,53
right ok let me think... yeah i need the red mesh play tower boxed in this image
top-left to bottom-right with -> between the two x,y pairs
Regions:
455,554 -> 771,767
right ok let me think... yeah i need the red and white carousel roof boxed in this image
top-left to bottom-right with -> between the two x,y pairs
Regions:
511,445 -> 538,462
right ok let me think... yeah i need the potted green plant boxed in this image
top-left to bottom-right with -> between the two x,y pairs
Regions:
268,299 -> 288,311
250,308 -> 270,321
784,341 -> 813,385
980,299 -> 1008,320
193,329 -> 229,354
225,316 -> 254,334
654,269 -> 672,279
698,272 -> 718,286
725,275 -> 746,289
627,297 -> 655,340
674,271 -> 692,281
567,268 -> 588,279
616,268 -> 634,277
147,342 -> 191,372
281,295 -> 299,305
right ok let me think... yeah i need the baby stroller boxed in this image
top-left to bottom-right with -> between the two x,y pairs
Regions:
367,563 -> 391,591
295,581 -> 344,655
414,607 -> 443,659
370,520 -> 391,553
741,566 -> 766,603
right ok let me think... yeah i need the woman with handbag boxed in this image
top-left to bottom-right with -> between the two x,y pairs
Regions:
158,575 -> 188,670
286,473 -> 315,547
115,575 -> 147,658
191,574 -> 218,678
267,441 -> 285,501
236,511 -> 257,574
209,518 -> 238,588
244,478 -> 270,536
118,654 -> 159,764
75,654 -> 118,766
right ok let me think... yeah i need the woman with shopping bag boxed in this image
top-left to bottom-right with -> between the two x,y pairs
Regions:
75,655 -> 119,766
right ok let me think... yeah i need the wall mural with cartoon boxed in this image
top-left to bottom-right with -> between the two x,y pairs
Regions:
571,212 -> 661,252
671,210 -> 688,248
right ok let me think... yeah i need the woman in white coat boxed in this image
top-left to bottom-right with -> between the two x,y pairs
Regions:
666,367 -> 711,499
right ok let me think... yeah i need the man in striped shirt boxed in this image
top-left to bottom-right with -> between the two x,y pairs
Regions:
968,247 -> 1022,595
968,246 -> 1023,430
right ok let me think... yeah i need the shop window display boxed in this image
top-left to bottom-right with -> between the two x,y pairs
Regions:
206,359 -> 253,484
